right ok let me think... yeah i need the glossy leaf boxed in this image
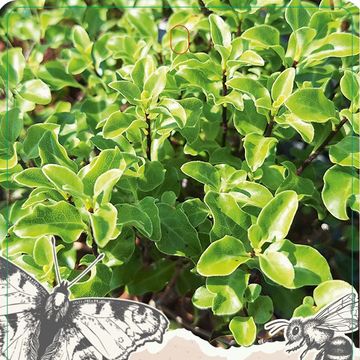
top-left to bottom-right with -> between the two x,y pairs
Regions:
243,133 -> 277,172
206,270 -> 249,315
197,235 -> 250,276
249,190 -> 298,249
260,239 -> 332,289
13,201 -> 86,243
229,317 -> 257,347
322,165 -> 359,220
285,88 -> 336,123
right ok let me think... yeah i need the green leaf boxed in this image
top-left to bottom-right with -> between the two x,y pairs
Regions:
80,148 -> 122,196
204,191 -> 250,242
94,167 -> 126,205
42,164 -> 84,196
70,262 -> 111,298
276,113 -> 314,143
22,123 -> 59,159
39,131 -> 77,171
126,259 -> 175,296
38,61 -> 82,90
242,25 -> 280,48
90,203 -> 118,247
227,77 -> 271,110
244,284 -> 262,303
2,48 -> 25,88
229,317 -> 257,347
285,88 -> 336,123
156,203 -> 202,258
209,14 -> 231,48
158,98 -> 187,128
260,239 -> 332,289
13,201 -> 86,243
116,203 -> 153,238
233,99 -> 267,136
206,270 -> 249,315
259,251 -> 295,288
131,56 -> 156,89
285,0 -> 310,31
0,214 -> 7,242
72,25 -> 92,52
108,81 -> 141,105
14,168 -> 52,188
33,236 -> 53,266
143,66 -> 168,101
271,68 -> 295,107
138,160 -> 166,192
138,197 -> 161,241
176,67 -> 220,98
340,70 -> 360,111
19,79 -> 51,105
101,227 -> 135,267
307,33 -> 360,62
0,109 -> 22,160
192,286 -> 215,309
230,182 -> 273,208
313,280 -> 357,309
248,295 -> 273,324
197,235 -> 250,276
329,136 -> 360,169
244,133 -> 277,172
180,198 -> 209,228
249,190 -> 298,249
285,27 -> 316,63
181,161 -> 220,190
322,165 -> 359,220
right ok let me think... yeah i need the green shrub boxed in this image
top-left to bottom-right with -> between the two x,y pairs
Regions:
0,0 -> 359,347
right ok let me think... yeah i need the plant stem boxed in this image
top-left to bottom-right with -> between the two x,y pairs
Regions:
145,112 -> 151,160
221,70 -> 228,147
296,118 -> 347,175
198,0 -> 213,16
264,117 -> 274,137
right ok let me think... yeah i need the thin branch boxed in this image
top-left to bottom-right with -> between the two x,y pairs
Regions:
157,264 -> 182,304
296,118 -> 347,176
198,0 -> 213,16
264,117 -> 275,137
221,70 -> 228,147
145,112 -> 151,160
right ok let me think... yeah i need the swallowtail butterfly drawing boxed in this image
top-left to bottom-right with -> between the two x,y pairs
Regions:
0,237 -> 168,360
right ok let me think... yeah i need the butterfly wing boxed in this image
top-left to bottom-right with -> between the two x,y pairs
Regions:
315,293 -> 359,333
40,327 -> 103,360
44,298 -> 168,360
0,255 -> 49,359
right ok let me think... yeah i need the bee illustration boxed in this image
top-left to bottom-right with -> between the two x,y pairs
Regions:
265,293 -> 358,360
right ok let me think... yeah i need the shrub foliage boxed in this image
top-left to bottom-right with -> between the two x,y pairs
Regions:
0,0 -> 359,347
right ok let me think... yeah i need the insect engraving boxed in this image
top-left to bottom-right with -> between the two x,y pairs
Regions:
0,238 -> 169,360
265,293 -> 359,360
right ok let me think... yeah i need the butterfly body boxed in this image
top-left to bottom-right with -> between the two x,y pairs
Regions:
0,255 -> 168,360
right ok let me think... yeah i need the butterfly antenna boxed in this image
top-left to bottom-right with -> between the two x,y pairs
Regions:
51,236 -> 62,285
68,253 -> 105,289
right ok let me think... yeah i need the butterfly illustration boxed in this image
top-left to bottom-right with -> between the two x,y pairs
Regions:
265,293 -> 358,360
0,238 -> 169,360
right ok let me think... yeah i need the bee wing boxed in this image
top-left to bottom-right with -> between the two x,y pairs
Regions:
315,293 -> 358,333
44,298 -> 168,360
